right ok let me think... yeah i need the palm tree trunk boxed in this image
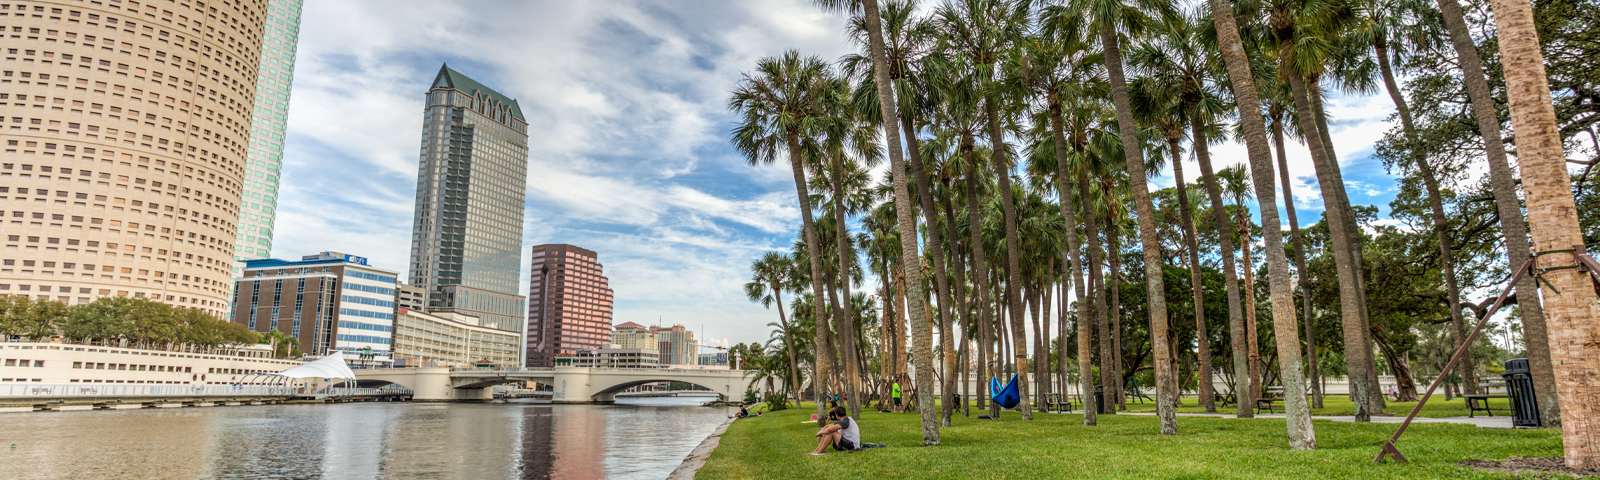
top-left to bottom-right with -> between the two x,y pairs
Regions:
1304,76 -> 1384,413
1272,109 -> 1320,409
1109,226 -> 1126,410
1438,0 -> 1559,426
829,157 -> 863,420
785,131 -> 833,425
900,107 -> 959,427
1081,171 -> 1106,420
962,142 -> 996,417
773,286 -> 803,405
1167,131 -> 1214,412
941,176 -> 973,419
1053,111 -> 1094,426
1207,0 -> 1316,448
859,0 -> 937,445
1100,213 -> 1118,411
1488,0 -> 1600,464
1099,24 -> 1173,433
1192,116 -> 1251,418
983,93 -> 1034,420
1240,209 -> 1261,401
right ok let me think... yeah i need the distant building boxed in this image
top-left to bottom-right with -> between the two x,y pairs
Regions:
391,309 -> 520,368
612,322 -> 658,352
525,244 -> 615,367
553,345 -> 659,369
698,352 -> 728,367
231,252 -> 397,364
651,325 -> 695,366
232,0 -> 307,268
407,64 -> 530,332
395,283 -> 428,313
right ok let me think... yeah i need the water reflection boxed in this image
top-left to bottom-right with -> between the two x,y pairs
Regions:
0,398 -> 733,480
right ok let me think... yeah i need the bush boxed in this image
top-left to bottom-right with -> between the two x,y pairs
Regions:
744,386 -> 761,404
763,393 -> 790,412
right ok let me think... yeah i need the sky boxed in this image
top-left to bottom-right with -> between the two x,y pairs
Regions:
272,0 -> 1410,349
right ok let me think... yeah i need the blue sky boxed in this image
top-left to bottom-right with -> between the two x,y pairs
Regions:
273,1 -> 1412,347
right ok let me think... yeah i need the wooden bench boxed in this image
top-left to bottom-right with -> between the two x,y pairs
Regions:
1465,394 -> 1508,417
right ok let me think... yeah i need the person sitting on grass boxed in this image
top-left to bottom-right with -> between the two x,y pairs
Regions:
810,406 -> 860,455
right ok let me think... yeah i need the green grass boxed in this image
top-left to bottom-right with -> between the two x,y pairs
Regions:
700,402 -> 1560,479
1117,395 -> 1514,419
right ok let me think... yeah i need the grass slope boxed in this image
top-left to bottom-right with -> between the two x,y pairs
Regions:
699,402 -> 1559,479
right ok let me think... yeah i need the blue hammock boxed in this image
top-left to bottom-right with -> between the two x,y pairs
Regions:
990,374 -> 1020,409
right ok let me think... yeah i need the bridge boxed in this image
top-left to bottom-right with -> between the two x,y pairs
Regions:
352,366 -> 752,403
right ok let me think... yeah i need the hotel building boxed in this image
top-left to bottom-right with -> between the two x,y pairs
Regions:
525,244 -> 613,367
0,0 -> 271,316
230,251 -> 398,364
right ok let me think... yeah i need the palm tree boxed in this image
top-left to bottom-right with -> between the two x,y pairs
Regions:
1126,8 -> 1219,413
1263,80 -> 1321,408
1205,0 -> 1316,450
1486,0 -> 1600,466
1052,0 -> 1179,433
1433,0 -> 1558,426
729,51 -> 836,424
813,0 -> 941,445
1220,163 -> 1264,402
1013,21 -> 1100,423
1264,0 -> 1382,421
746,252 -> 806,405
934,0 -> 1036,420
842,2 -> 964,427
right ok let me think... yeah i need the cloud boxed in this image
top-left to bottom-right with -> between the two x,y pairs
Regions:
275,0 -> 854,346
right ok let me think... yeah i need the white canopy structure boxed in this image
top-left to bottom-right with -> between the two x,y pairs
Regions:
273,352 -> 357,380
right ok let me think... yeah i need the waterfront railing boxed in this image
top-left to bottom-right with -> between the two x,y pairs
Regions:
0,383 -> 299,397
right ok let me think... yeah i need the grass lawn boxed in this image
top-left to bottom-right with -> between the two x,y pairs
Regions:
699,402 -> 1560,479
1117,395 -> 1515,419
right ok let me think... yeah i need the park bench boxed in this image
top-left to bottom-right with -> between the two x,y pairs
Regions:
1255,386 -> 1285,414
1127,386 -> 1152,404
1465,394 -> 1508,417
1044,393 -> 1074,413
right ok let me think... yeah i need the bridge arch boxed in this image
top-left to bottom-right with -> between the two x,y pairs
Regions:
552,368 -> 752,404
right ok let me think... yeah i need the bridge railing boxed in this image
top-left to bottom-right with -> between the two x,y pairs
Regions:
0,384 -> 299,398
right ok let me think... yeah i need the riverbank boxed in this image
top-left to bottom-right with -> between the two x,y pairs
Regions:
698,402 -> 1560,479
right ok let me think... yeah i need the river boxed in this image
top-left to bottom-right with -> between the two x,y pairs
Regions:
0,397 -> 739,479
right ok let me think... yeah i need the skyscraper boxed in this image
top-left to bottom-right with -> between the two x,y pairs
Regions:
233,0 -> 305,267
525,244 -> 614,367
0,1 -> 270,316
408,65 -> 529,332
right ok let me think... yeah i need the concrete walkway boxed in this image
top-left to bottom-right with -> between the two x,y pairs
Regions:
1120,411 -> 1515,429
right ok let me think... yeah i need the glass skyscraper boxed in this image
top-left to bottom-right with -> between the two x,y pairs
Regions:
408,65 -> 530,333
234,0 -> 304,269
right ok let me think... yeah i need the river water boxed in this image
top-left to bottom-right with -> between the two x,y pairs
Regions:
0,397 -> 738,479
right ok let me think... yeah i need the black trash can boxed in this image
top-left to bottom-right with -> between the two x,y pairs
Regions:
1094,385 -> 1106,415
1503,358 -> 1541,427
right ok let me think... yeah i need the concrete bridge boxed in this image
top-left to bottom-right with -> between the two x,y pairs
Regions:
353,366 -> 752,403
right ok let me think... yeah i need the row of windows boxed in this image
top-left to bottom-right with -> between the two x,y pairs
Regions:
337,320 -> 391,333
336,334 -> 390,346
339,295 -> 392,309
338,308 -> 392,321
342,282 -> 392,296
345,271 -> 395,284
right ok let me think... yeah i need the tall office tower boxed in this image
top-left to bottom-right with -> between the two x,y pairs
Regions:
0,1 -> 268,316
232,0 -> 304,268
407,65 -> 529,332
525,244 -> 614,367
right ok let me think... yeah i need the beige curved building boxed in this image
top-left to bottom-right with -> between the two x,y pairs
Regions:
1,0 -> 267,316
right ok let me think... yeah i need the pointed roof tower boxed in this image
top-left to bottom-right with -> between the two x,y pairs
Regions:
430,63 -> 525,122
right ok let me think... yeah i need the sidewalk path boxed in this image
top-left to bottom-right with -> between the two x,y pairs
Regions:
1119,411 -> 1515,429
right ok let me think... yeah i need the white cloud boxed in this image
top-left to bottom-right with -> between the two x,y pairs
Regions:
275,0 -> 855,346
